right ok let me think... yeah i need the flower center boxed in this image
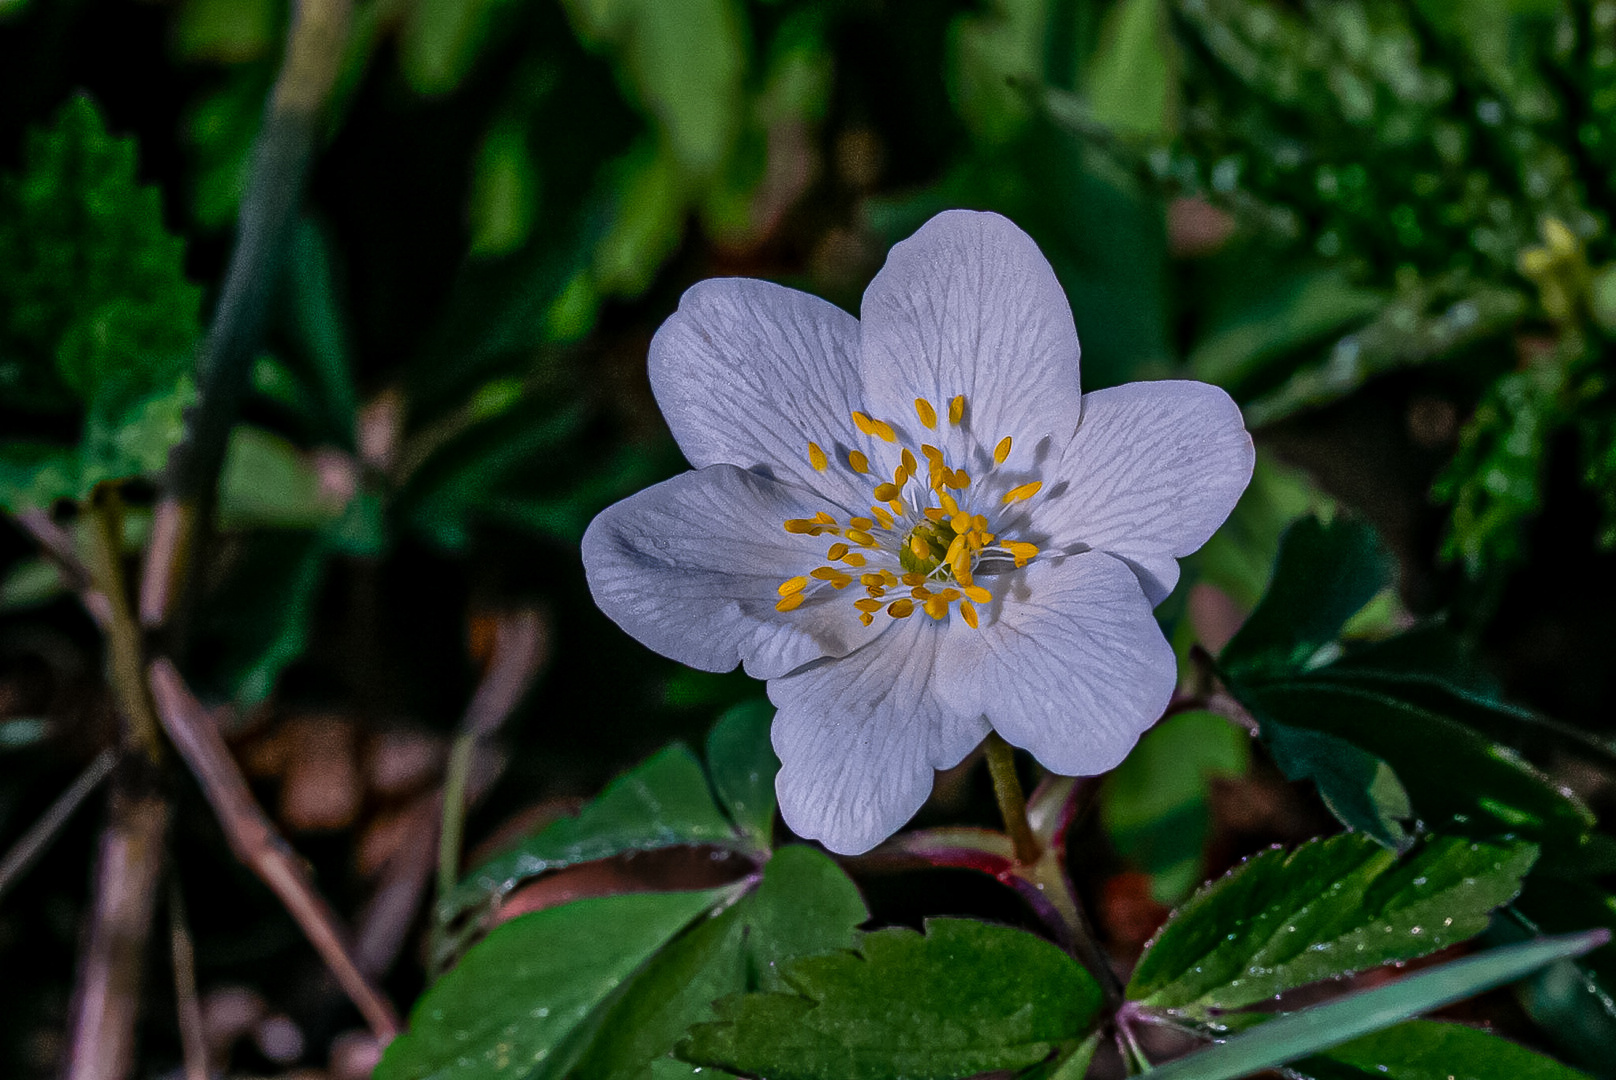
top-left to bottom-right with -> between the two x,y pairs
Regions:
773,394 -> 1043,629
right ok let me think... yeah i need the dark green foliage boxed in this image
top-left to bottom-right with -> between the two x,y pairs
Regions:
679,918 -> 1102,1080
0,96 -> 202,508
1127,832 -> 1537,1014
1295,1020 -> 1595,1080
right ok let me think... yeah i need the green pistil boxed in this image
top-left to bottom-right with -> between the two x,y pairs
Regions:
899,521 -> 953,575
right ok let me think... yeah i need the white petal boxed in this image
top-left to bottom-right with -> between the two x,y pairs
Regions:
857,211 -> 1083,466
582,464 -> 882,680
648,278 -> 871,508
936,553 -> 1175,777
1037,380 -> 1254,604
769,618 -> 989,855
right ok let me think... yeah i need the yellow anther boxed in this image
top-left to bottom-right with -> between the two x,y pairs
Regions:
911,585 -> 933,599
939,492 -> 960,516
893,464 -> 910,486
924,507 -> 946,523
855,597 -> 883,613
924,595 -> 950,620
842,552 -> 867,567
848,450 -> 871,474
909,534 -> 930,560
901,572 -> 928,586
974,514 -> 988,530
1004,541 -> 1039,565
859,612 -> 874,626
980,532 -> 995,544
778,576 -> 808,597
901,448 -> 918,476
960,600 -> 979,628
869,506 -> 894,529
887,599 -> 916,619
951,512 -> 973,535
937,588 -> 961,602
846,529 -> 877,547
784,519 -> 815,534
994,437 -> 1012,465
849,516 -> 874,530
860,573 -> 885,587
949,395 -> 966,424
955,563 -> 974,588
888,500 -> 906,516
947,469 -> 971,489
1002,481 -> 1042,504
950,546 -> 971,581
852,410 -> 898,443
962,584 -> 992,604
921,444 -> 944,464
814,511 -> 836,524
810,567 -> 844,581
808,441 -> 829,471
776,593 -> 806,613
873,482 -> 902,502
945,534 -> 966,566
914,398 -> 937,429
879,569 -> 900,586
826,542 -> 850,561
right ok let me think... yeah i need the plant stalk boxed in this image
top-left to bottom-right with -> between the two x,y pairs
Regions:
983,732 -> 1042,866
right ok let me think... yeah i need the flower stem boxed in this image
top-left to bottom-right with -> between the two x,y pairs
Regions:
983,732 -> 1041,866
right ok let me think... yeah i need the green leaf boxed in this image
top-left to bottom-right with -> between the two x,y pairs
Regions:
1243,679 -> 1594,856
571,846 -> 867,1080
1293,1019 -> 1593,1080
1127,833 -> 1537,1014
400,0 -> 517,96
704,700 -> 779,850
217,427 -> 343,531
0,95 -> 202,508
280,219 -> 359,446
1261,720 -> 1412,850
1086,0 -> 1178,139
680,918 -> 1102,1080
441,746 -> 747,934
377,888 -> 729,1080
1103,711 -> 1249,902
1220,516 -> 1395,682
1136,933 -> 1607,1080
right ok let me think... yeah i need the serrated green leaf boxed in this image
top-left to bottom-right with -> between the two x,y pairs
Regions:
377,889 -> 729,1080
1293,1019 -> 1593,1080
1127,833 -> 1537,1014
1221,516 -> 1395,682
705,700 -> 779,850
1137,934 -> 1606,1080
1243,679 -> 1594,855
0,95 -> 201,508
572,846 -> 866,1080
679,918 -> 1102,1080
1103,711 -> 1249,902
442,745 -> 747,932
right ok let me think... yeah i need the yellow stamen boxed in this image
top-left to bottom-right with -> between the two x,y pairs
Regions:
950,546 -> 971,581
861,573 -> 885,587
776,593 -> 806,612
994,437 -> 1012,464
945,534 -> 966,566
854,598 -> 884,613
873,482 -> 902,502
849,516 -> 874,530
911,585 -> 933,599
901,572 -> 928,586
814,511 -> 836,524
951,512 -> 973,535
869,505 -> 895,529
888,500 -> 906,516
879,569 -> 900,586
937,588 -> 961,602
947,469 -> 971,489
810,567 -> 850,583
1002,481 -> 1042,504
909,534 -> 930,560
901,448 -> 918,476
859,612 -> 874,626
778,576 -> 808,597
924,507 -> 946,523
949,395 -> 966,424
960,601 -> 979,628
963,585 -> 992,604
887,599 -> 916,619
852,410 -> 898,443
914,398 -> 937,429
808,441 -> 829,471
1004,541 -> 1039,565
939,492 -> 960,516
826,542 -> 850,561
842,552 -> 867,567
784,519 -> 815,534
845,529 -> 877,547
848,450 -> 871,474
924,595 -> 950,620
921,444 -> 944,464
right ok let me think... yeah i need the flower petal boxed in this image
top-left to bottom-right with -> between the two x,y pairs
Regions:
769,618 -> 989,855
648,277 -> 870,508
936,552 -> 1175,777
1037,380 -> 1254,604
582,464 -> 882,680
858,211 -> 1083,464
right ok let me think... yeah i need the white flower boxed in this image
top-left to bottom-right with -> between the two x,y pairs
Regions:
583,210 -> 1254,856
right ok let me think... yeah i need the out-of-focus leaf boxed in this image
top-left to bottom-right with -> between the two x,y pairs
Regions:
195,530 -> 329,708
173,0 -> 281,63
680,918 -> 1102,1080
704,700 -> 779,851
376,888 -> 729,1080
1293,1019 -> 1593,1080
0,557 -> 66,612
1261,720 -> 1412,850
1127,833 -> 1537,1014
1189,452 -> 1334,611
441,745 -> 752,933
1221,516 -> 1395,682
593,140 -> 686,297
1086,0 -> 1178,139
218,427 -> 343,531
183,67 -> 270,228
0,96 -> 202,508
1243,679 -> 1594,857
469,120 -> 540,259
622,0 -> 745,179
281,219 -> 359,446
571,847 -> 866,1080
1102,710 -> 1248,902
950,0 -> 1049,145
1137,934 -> 1606,1080
399,0 -> 516,96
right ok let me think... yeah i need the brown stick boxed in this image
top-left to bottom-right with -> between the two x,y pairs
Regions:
63,776 -> 170,1080
13,508 -> 111,630
147,659 -> 400,1039
0,748 -> 116,903
167,881 -> 208,1080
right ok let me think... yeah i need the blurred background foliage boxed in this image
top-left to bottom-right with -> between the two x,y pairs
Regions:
1,0 -> 1616,1077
